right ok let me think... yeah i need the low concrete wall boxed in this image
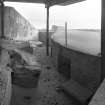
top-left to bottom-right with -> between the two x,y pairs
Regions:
51,40 -> 101,92
0,49 -> 12,105
38,30 -> 54,45
0,68 -> 11,105
0,6 -> 38,41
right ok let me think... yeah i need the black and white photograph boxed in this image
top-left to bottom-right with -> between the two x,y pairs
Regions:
0,0 -> 102,105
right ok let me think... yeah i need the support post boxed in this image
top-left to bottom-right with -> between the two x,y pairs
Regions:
101,0 -> 105,82
0,0 -> 4,38
65,22 -> 67,47
45,4 -> 50,56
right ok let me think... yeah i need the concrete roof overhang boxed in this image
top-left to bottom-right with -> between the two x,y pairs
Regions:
4,0 -> 85,6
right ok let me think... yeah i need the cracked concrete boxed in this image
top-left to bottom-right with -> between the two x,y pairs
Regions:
11,46 -> 77,105
31,46 -> 76,105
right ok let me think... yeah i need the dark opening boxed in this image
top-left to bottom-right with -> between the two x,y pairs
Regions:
58,53 -> 71,79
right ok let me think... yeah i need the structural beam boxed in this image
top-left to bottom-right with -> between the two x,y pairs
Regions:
0,0 -> 4,38
45,3 -> 50,56
4,0 -> 85,6
101,0 -> 105,82
44,0 -> 86,6
65,22 -> 67,47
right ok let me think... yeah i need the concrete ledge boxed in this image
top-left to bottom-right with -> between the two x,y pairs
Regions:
89,79 -> 105,105
61,79 -> 93,104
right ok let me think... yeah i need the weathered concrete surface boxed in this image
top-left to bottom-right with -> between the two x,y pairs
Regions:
1,39 -> 30,49
0,40 -> 42,105
0,39 -> 40,105
0,67 -> 11,105
51,40 -> 101,92
0,6 -> 1,37
11,85 -> 42,105
0,6 -> 38,41
14,49 -> 40,66
61,79 -> 93,104
89,79 -> 105,105
32,46 -> 78,105
10,46 -> 77,105
0,49 -> 12,105
39,30 -> 54,45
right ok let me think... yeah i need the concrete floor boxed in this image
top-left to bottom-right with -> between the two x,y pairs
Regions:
11,46 -> 77,105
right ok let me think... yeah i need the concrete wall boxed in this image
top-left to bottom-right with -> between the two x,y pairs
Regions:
51,40 -> 101,92
0,49 -> 12,105
0,67 -> 11,105
0,6 -> 38,41
38,30 -> 54,45
0,6 -> 2,37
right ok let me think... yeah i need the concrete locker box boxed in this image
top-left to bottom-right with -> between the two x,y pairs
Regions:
58,49 -> 71,79
11,66 -> 41,105
11,85 -> 40,105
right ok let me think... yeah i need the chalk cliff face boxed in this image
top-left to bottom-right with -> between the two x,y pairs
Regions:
0,6 -> 38,41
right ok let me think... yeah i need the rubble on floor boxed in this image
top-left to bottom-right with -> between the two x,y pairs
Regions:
0,39 -> 87,105
31,46 -> 78,105
10,45 -> 78,105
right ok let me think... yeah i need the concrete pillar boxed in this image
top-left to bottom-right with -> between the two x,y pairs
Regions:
101,0 -> 105,82
45,4 -> 50,56
0,0 -> 4,38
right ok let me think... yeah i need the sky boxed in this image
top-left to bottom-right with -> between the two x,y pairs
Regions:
5,0 -> 101,29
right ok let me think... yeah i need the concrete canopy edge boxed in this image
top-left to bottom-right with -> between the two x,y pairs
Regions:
4,0 -> 85,6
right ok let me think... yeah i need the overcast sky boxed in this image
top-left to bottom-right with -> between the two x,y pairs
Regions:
5,0 -> 101,29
